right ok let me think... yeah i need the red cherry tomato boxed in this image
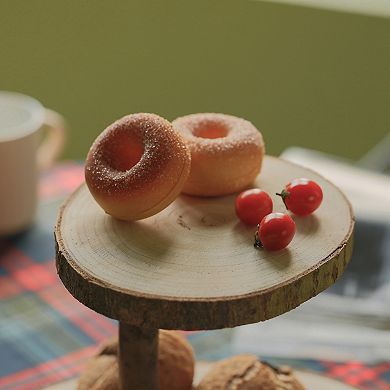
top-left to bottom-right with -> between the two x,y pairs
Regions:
235,189 -> 273,225
256,213 -> 295,251
277,178 -> 323,216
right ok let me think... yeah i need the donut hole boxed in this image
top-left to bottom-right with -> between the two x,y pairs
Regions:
103,132 -> 144,172
192,121 -> 228,139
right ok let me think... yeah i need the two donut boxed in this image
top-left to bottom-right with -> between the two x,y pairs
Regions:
85,112 -> 264,220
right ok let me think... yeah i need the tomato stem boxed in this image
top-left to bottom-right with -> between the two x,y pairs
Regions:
276,189 -> 290,210
254,227 -> 263,249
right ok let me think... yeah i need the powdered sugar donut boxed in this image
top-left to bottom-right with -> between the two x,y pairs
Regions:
85,113 -> 191,220
172,113 -> 264,196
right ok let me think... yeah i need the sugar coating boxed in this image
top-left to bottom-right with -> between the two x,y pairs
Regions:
172,113 -> 264,155
85,113 -> 190,199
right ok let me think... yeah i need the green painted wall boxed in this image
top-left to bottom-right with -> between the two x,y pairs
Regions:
1,1 -> 389,160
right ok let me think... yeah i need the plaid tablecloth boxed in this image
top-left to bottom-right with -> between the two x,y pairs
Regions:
0,162 -> 389,390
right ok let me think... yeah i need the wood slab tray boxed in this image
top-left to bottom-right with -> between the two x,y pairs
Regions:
55,156 -> 354,331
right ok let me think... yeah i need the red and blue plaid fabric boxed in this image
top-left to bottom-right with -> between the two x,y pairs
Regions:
0,162 -> 389,389
0,162 -> 117,390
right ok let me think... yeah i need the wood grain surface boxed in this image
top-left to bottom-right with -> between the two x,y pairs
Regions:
55,156 -> 354,330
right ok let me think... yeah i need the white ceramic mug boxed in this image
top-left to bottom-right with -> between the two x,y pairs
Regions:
0,91 -> 66,236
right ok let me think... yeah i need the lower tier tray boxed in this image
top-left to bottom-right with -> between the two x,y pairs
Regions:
45,361 -> 357,390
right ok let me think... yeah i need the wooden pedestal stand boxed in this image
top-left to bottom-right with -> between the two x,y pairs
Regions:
55,156 -> 354,390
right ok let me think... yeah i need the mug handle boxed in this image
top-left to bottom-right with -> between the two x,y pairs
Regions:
37,108 -> 67,170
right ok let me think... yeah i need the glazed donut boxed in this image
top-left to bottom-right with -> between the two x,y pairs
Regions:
172,113 -> 264,197
85,113 -> 191,221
